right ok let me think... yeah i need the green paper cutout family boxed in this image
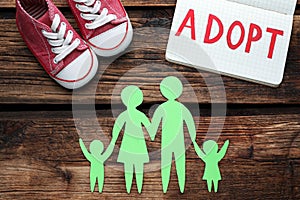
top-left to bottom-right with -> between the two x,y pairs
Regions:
79,76 -> 230,194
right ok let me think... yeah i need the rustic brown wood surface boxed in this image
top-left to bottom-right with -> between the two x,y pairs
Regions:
0,10 -> 299,104
0,1 -> 299,200
0,109 -> 299,199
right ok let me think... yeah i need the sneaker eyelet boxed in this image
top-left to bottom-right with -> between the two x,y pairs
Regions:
53,59 -> 58,64
51,48 -> 56,54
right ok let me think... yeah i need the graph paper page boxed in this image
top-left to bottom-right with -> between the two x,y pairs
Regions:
166,0 -> 296,86
228,0 -> 297,15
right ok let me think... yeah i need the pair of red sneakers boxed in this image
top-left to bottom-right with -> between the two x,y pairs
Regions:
16,0 -> 133,89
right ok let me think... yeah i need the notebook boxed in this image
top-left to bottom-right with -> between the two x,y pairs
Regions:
166,0 -> 297,87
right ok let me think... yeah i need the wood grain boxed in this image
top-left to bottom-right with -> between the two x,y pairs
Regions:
2,0 -> 300,8
0,2 -> 299,200
0,109 -> 299,199
0,10 -> 300,105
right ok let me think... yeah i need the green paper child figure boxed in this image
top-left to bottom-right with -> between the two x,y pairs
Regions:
193,140 -> 230,193
79,138 -> 114,193
108,85 -> 151,194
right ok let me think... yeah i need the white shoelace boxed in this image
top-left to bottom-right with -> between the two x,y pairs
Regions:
42,14 -> 80,64
73,0 -> 117,29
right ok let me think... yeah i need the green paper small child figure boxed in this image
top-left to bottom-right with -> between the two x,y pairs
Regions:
79,138 -> 114,193
194,140 -> 230,193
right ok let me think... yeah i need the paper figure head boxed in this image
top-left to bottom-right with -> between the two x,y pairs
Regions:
90,140 -> 104,159
160,76 -> 183,100
121,86 -> 143,108
203,140 -> 218,154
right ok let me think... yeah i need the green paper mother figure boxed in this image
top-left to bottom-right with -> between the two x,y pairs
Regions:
109,85 -> 151,194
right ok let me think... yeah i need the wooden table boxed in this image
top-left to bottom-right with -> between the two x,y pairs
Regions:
0,0 -> 300,199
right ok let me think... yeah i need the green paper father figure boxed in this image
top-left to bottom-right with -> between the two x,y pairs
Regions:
149,76 -> 199,193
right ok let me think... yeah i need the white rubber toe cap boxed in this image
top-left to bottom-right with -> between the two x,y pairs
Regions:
54,49 -> 98,89
88,21 -> 133,57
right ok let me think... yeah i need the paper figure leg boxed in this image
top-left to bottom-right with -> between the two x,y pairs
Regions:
174,153 -> 186,193
161,150 -> 172,193
90,173 -> 97,192
135,163 -> 144,194
98,170 -> 104,193
207,180 -> 212,192
213,180 -> 219,193
124,164 -> 134,193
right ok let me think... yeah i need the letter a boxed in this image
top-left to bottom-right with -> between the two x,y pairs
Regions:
175,9 -> 196,40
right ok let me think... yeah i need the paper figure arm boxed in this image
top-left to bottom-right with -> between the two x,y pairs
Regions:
79,138 -> 93,162
101,142 -> 115,162
98,115 -> 125,162
111,114 -> 126,144
217,140 -> 230,161
141,114 -> 151,136
183,106 -> 197,142
193,141 -> 206,160
148,106 -> 163,141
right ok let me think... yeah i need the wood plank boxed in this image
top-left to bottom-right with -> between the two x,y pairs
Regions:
0,109 -> 299,199
0,10 -> 300,105
1,0 -> 300,8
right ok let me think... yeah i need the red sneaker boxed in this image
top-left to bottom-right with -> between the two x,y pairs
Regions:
16,0 -> 98,89
67,0 -> 133,57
